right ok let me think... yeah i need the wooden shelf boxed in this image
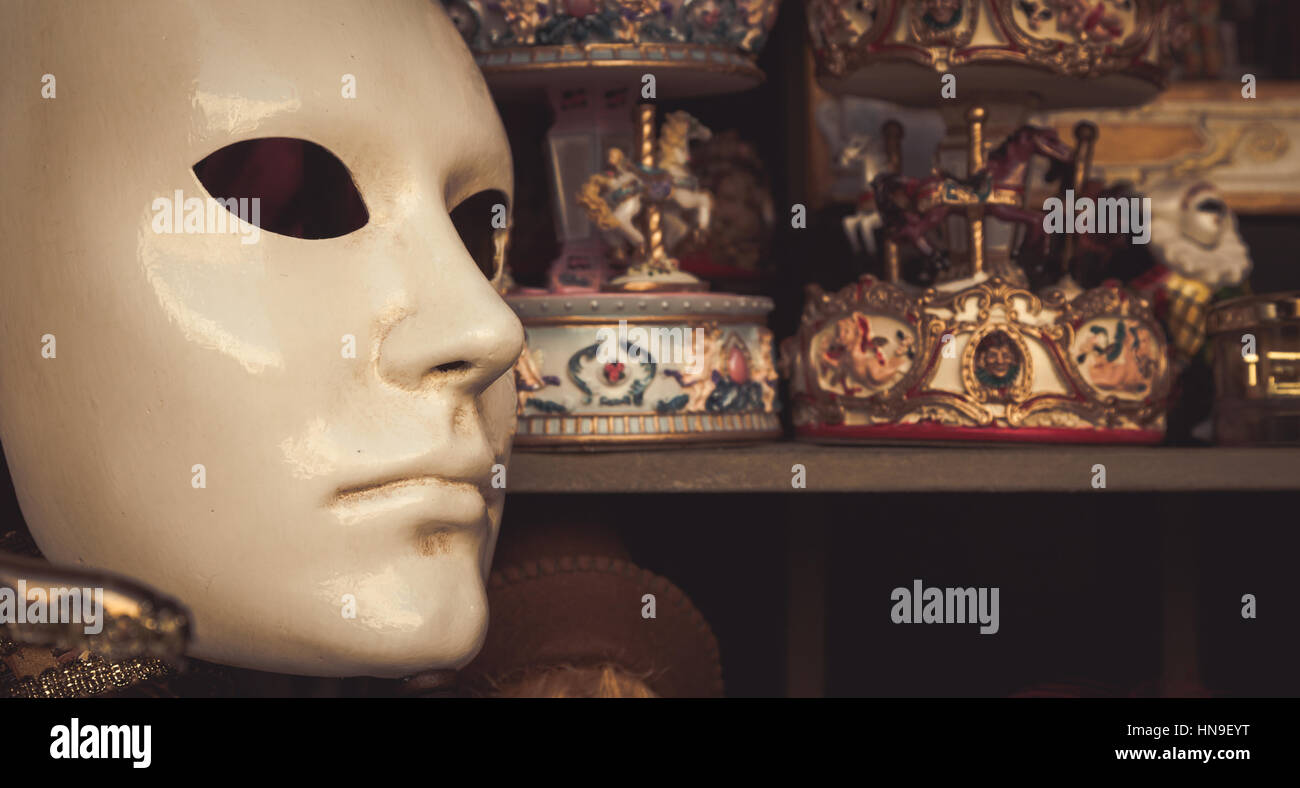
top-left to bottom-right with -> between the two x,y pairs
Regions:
508,442 -> 1300,493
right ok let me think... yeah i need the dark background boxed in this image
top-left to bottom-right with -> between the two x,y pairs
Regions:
506,491 -> 1298,697
496,1 -> 1300,697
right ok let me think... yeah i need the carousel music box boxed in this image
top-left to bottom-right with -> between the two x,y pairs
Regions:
783,0 -> 1185,444
446,0 -> 783,447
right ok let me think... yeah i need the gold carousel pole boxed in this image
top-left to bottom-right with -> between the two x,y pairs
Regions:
882,119 -> 903,285
966,105 -> 987,277
1060,121 -> 1098,274
637,103 -> 670,273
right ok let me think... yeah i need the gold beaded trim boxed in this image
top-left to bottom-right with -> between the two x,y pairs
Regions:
1,648 -> 171,698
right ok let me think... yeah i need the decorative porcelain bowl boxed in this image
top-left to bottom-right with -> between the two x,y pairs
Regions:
510,291 -> 780,446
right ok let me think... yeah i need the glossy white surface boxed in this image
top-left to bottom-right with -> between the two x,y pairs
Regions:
0,0 -> 523,676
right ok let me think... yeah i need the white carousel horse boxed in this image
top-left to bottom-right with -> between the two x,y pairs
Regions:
839,133 -> 887,256
578,112 -> 714,259
656,111 -> 713,241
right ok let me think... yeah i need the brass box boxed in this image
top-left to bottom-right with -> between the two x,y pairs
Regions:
1209,293 -> 1300,444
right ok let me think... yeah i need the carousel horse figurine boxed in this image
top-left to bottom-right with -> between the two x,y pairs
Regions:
838,133 -> 888,255
578,148 -> 646,261
871,125 -> 1076,274
578,111 -> 714,261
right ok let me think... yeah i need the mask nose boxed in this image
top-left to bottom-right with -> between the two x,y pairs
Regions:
376,233 -> 523,396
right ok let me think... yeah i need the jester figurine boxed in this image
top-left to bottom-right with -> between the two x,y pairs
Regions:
1127,177 -> 1252,442
1129,178 -> 1252,371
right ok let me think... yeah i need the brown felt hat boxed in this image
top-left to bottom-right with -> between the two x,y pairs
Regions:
460,554 -> 724,698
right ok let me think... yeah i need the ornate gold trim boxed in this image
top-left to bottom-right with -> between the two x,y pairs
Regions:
516,313 -> 765,327
602,279 -> 710,293
0,552 -> 190,664
1207,292 -> 1300,333
810,0 -> 1173,87
783,276 -> 1170,437
514,410 -> 780,446
2,648 -> 171,699
476,43 -> 763,81
993,0 -> 1155,77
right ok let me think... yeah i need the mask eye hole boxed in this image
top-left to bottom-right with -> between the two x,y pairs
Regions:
449,189 -> 509,281
1196,198 -> 1227,216
192,138 -> 369,239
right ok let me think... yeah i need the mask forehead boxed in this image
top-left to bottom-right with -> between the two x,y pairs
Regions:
3,0 -> 511,217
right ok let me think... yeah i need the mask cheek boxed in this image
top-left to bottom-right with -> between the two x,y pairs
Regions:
139,234 -> 283,374
482,373 -> 519,447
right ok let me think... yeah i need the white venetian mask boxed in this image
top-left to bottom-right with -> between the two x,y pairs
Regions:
0,0 -> 523,677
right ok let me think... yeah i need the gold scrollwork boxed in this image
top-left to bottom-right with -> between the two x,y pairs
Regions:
1009,396 -> 1107,427
1241,122 -> 1290,164
811,0 -> 1173,82
994,0 -> 1156,77
894,391 -> 993,426
809,0 -> 893,77
923,277 -> 1044,318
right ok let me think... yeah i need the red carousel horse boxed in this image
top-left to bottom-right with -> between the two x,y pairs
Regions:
871,125 -> 1075,272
